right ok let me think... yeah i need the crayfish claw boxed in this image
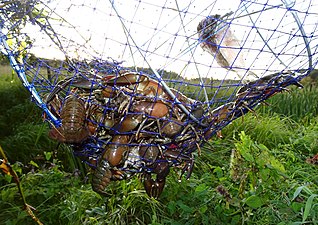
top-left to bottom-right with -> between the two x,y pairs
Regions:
143,173 -> 165,199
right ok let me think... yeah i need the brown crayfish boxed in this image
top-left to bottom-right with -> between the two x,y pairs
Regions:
45,66 -> 304,199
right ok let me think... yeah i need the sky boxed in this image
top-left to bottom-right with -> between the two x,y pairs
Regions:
21,0 -> 318,80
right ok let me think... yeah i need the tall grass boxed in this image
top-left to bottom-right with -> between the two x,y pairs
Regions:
258,85 -> 318,122
0,72 -> 52,163
223,113 -> 296,149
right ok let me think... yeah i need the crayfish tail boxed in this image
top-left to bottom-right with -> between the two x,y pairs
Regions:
92,159 -> 112,196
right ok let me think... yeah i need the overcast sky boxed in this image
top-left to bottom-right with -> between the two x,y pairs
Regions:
24,0 -> 318,80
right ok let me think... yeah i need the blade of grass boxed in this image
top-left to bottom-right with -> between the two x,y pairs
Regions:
302,194 -> 318,223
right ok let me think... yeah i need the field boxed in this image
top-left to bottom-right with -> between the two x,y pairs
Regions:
0,65 -> 318,225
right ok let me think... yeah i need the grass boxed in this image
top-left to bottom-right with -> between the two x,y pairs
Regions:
258,85 -> 318,122
1,69 -> 318,224
9,131 -> 315,225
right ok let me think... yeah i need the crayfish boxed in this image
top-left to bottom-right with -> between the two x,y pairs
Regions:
47,95 -> 90,144
44,65 -> 304,199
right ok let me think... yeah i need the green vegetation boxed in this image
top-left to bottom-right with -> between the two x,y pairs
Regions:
1,66 -> 318,224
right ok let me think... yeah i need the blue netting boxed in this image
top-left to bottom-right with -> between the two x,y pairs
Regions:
0,0 -> 317,197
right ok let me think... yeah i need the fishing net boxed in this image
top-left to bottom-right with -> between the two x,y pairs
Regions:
0,0 -> 317,197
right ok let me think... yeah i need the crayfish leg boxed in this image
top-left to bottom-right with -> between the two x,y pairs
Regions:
48,126 -> 66,142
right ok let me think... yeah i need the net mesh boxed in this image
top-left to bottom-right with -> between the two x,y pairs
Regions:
0,0 -> 317,196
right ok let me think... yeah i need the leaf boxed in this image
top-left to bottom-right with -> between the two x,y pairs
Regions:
195,183 -> 208,193
199,205 -> 208,214
267,155 -> 286,173
292,186 -> 305,201
240,150 -> 254,163
256,151 -> 270,167
257,143 -> 269,152
213,166 -> 223,178
4,174 -> 12,183
255,144 -> 285,173
12,162 -> 22,175
245,195 -> 264,209
44,151 -> 52,161
291,202 -> 303,213
236,132 -> 254,162
29,160 -> 39,168
302,194 -> 318,222
291,185 -> 312,202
